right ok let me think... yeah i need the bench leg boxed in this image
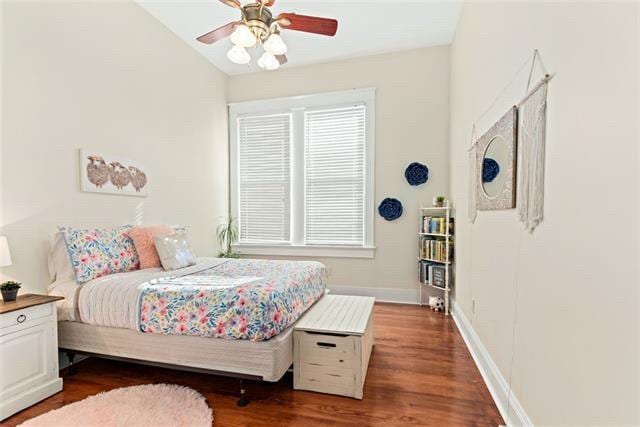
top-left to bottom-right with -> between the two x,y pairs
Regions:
237,379 -> 249,407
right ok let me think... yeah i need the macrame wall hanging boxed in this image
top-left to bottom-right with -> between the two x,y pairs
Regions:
467,50 -> 551,232
468,126 -> 478,223
518,53 -> 549,233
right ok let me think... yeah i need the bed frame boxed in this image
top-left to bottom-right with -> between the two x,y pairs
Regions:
58,320 -> 295,406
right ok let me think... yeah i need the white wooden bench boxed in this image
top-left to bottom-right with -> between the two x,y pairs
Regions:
293,295 -> 375,399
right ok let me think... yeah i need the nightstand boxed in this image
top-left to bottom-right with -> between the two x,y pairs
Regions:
0,294 -> 64,420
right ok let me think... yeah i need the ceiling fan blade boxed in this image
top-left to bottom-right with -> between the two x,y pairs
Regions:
276,54 -> 287,65
277,13 -> 338,36
219,0 -> 241,9
196,21 -> 239,44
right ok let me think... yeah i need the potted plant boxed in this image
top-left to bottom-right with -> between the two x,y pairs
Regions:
432,196 -> 447,208
217,217 -> 239,258
1,281 -> 21,302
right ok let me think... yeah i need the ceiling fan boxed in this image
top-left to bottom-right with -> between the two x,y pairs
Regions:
196,0 -> 338,70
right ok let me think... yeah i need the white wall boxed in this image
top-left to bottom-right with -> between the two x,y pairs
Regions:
450,2 -> 639,425
227,47 -> 451,301
0,1 -> 229,292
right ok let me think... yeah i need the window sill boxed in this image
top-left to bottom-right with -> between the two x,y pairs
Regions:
232,243 -> 376,259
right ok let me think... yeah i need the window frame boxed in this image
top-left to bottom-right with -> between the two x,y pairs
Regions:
229,88 -> 376,259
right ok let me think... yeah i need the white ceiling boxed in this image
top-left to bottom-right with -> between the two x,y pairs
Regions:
136,0 -> 462,75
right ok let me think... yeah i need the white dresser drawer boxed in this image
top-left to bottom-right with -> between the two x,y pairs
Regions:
0,303 -> 52,332
0,321 -> 56,397
0,296 -> 63,421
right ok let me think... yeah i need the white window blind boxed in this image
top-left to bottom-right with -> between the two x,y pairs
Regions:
304,105 -> 366,245
238,113 -> 291,243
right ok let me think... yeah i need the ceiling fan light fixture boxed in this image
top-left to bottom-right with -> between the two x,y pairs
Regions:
230,24 -> 256,48
257,51 -> 280,70
227,44 -> 251,64
263,33 -> 287,55
197,3 -> 339,71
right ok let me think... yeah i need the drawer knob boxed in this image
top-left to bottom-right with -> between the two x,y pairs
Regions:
16,314 -> 27,323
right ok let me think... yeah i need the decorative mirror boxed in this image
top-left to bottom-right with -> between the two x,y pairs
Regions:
476,107 -> 517,210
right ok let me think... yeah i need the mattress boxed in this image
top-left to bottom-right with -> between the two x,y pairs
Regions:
75,257 -> 327,341
48,279 -> 82,321
77,258 -> 223,329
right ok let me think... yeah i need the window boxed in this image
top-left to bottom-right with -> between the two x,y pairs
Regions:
305,106 -> 365,245
238,113 -> 291,243
229,88 -> 375,258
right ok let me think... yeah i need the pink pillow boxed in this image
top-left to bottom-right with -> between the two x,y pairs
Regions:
129,225 -> 174,269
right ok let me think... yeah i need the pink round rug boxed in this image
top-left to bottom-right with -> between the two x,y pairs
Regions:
20,384 -> 213,427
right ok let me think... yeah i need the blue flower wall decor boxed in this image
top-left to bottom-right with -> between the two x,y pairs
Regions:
482,158 -> 500,183
378,198 -> 403,221
404,162 -> 429,186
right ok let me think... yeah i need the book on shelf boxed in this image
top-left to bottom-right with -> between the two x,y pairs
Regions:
421,216 -> 454,234
418,236 -> 454,262
430,265 -> 447,289
417,260 -> 450,288
418,260 -> 429,284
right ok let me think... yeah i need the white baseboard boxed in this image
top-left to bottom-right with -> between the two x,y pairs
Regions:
451,302 -> 532,426
328,285 -> 419,304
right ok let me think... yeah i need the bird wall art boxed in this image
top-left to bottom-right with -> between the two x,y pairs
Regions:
80,149 -> 148,197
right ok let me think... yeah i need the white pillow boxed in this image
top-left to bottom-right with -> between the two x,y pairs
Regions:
154,231 -> 197,271
48,232 -> 76,283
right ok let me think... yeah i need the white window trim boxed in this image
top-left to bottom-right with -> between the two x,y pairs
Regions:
229,88 -> 376,259
231,243 -> 375,259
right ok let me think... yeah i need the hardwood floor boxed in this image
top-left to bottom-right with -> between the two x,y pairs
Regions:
3,303 -> 503,426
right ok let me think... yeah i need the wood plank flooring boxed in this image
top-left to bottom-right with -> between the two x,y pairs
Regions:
2,303 -> 503,426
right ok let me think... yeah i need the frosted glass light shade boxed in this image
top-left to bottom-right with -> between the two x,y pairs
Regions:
257,51 -> 280,70
227,45 -> 251,64
263,33 -> 287,55
0,236 -> 12,267
230,24 -> 256,48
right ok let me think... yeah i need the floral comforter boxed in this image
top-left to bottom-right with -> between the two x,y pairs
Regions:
138,259 -> 327,341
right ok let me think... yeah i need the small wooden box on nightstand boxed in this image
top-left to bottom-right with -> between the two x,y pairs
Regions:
0,294 -> 64,420
294,295 -> 375,399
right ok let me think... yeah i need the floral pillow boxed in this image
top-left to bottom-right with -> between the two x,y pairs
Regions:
59,225 -> 140,283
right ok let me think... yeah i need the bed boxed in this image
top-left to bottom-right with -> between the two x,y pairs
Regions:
50,256 -> 327,403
